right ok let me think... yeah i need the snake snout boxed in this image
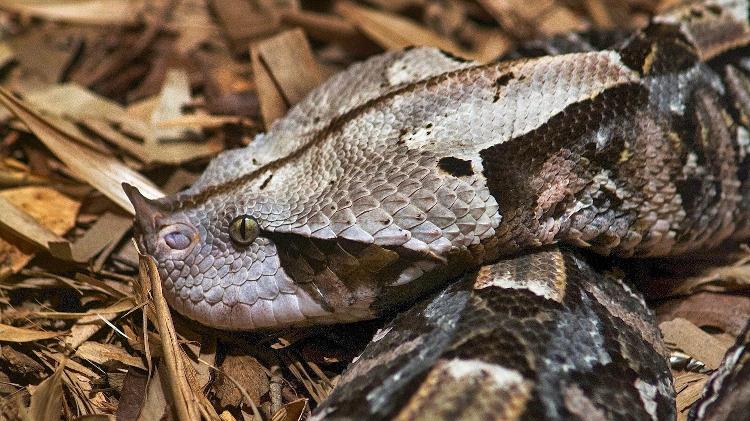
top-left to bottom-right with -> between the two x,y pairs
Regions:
123,183 -> 166,236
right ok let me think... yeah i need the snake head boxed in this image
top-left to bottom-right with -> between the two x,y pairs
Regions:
123,182 -> 367,330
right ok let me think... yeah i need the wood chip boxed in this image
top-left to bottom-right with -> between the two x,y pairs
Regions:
0,195 -> 65,250
209,0 -> 282,54
336,1 -> 474,60
674,371 -> 709,420
0,186 -> 79,278
150,69 -> 199,143
252,29 -> 323,126
255,29 -> 323,106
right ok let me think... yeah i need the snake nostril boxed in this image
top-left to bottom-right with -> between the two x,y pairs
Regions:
164,231 -> 192,250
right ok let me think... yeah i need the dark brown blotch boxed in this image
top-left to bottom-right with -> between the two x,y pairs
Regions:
493,73 -> 514,103
438,156 -> 474,177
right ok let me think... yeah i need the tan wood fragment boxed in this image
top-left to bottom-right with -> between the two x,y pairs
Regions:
252,29 -> 323,127
210,0 -> 281,53
335,1 -> 475,60
256,29 -> 324,106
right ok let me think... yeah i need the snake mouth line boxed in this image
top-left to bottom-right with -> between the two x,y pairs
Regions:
163,281 -> 375,330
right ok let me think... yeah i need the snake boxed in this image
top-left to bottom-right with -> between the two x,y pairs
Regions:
124,0 -> 750,419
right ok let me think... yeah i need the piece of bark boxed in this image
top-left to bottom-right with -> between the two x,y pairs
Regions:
251,29 -> 323,127
209,0 -> 282,55
656,292 -> 750,337
335,1 -> 474,60
202,62 -> 259,118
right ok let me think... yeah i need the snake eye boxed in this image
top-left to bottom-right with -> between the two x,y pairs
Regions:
229,215 -> 259,245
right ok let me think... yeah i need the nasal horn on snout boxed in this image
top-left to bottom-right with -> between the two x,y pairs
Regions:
122,182 -> 166,234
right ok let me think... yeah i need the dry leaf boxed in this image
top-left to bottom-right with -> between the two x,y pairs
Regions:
4,27 -> 81,94
280,9 -> 375,55
26,360 -> 65,421
660,318 -> 730,370
25,83 -> 149,138
52,212 -> 133,263
656,292 -> 750,337
138,254 -> 199,420
476,0 -> 587,38
137,367 -> 168,421
215,355 -> 270,407
156,114 -> 245,129
0,42 -> 15,69
209,0 -> 282,53
272,398 -> 308,421
33,298 -> 135,320
0,87 -> 164,214
0,324 -> 63,342
0,0 -> 140,25
76,341 -> 145,369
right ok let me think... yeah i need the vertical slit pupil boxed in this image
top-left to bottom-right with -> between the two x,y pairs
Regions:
240,217 -> 247,240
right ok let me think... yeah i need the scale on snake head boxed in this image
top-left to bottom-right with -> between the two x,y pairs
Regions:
125,0 -> 750,334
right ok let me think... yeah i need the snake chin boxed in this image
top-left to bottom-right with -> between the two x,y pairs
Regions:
160,263 -> 374,330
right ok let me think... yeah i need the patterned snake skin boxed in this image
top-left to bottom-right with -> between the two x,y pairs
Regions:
125,0 -> 750,330
313,247 -> 674,421
690,318 -> 750,420
124,1 -> 750,418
